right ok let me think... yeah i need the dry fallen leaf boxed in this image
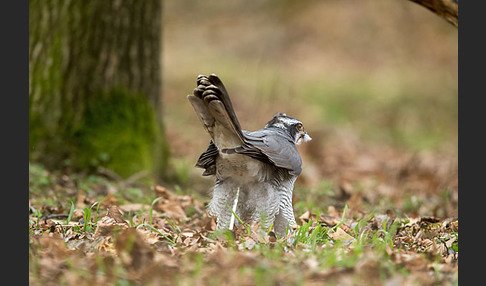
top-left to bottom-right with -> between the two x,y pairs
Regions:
115,228 -> 155,272
328,227 -> 355,243
119,203 -> 150,213
106,204 -> 127,223
94,215 -> 129,238
153,185 -> 175,200
157,202 -> 188,220
401,253 -> 429,272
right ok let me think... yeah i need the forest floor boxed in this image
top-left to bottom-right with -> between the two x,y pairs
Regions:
29,140 -> 458,286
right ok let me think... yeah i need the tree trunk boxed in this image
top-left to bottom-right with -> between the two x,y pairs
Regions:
29,0 -> 168,178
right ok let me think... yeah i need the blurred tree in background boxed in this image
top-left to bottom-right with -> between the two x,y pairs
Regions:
408,0 -> 458,27
29,0 -> 168,179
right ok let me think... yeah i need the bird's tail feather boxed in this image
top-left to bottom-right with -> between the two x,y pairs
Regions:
187,74 -> 245,149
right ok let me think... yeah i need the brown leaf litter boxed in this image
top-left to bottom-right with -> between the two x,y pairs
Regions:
30,183 -> 458,285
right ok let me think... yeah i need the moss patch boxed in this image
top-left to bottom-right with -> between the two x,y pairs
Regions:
72,88 -> 161,178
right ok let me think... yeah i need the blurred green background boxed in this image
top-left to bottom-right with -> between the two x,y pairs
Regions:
29,0 -> 457,216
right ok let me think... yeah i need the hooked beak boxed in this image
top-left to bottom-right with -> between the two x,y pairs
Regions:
296,131 -> 312,145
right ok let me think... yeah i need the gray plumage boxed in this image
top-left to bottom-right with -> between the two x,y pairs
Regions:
187,74 -> 311,236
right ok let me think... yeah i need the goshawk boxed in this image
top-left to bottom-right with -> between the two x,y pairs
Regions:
187,74 -> 311,236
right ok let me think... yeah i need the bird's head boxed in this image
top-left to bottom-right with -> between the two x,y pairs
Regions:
265,112 -> 312,145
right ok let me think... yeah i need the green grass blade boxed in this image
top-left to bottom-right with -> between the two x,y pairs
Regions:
166,218 -> 181,234
333,204 -> 349,231
137,223 -> 176,245
224,201 -> 251,235
149,197 -> 164,225
66,201 -> 75,225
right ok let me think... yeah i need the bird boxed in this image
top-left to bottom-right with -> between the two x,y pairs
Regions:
187,74 -> 311,237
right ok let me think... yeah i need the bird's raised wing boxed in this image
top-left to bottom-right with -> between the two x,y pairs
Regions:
223,129 -> 303,176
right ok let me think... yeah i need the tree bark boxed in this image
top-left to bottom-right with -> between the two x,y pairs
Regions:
29,0 -> 168,177
407,0 -> 458,27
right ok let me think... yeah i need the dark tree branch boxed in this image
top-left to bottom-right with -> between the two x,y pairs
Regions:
408,0 -> 458,27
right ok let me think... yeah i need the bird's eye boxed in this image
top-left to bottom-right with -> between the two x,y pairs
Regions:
297,124 -> 303,131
